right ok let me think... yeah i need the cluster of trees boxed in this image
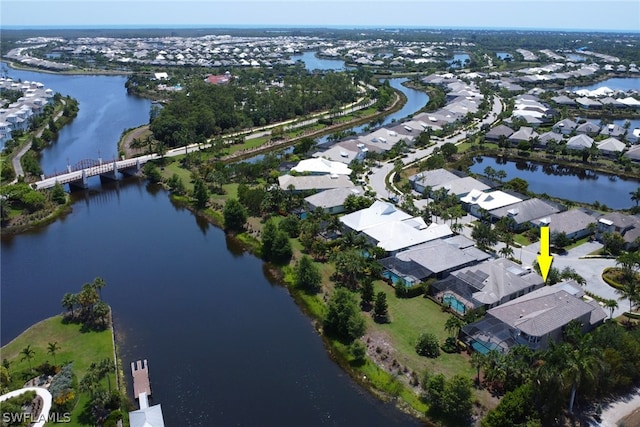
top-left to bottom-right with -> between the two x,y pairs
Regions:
61,277 -> 110,331
261,218 -> 292,264
149,70 -> 359,147
79,359 -> 123,426
480,321 -> 640,425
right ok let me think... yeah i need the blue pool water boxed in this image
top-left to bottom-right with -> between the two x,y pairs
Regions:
443,294 -> 467,314
472,340 -> 501,355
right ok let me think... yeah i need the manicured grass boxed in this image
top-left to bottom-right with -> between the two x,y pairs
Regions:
159,160 -> 193,190
367,282 -> 475,380
513,233 -> 532,247
1,315 -> 119,427
565,236 -> 591,250
227,136 -> 270,154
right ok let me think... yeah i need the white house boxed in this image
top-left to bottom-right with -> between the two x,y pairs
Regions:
461,189 -> 522,217
291,158 -> 352,175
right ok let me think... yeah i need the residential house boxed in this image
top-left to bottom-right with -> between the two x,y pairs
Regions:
508,126 -> 539,145
551,95 -> 576,107
488,198 -> 562,230
304,186 -> 365,214
431,176 -> 491,198
362,220 -> 453,255
291,158 -> 352,176
278,174 -> 354,192
461,281 -> 607,353
575,121 -> 601,136
537,131 -> 564,148
597,137 -> 626,158
566,134 -> 594,151
575,97 -> 603,110
379,236 -> 490,283
430,258 -> 545,314
552,118 -> 578,135
626,127 -> 640,144
340,200 -> 412,233
409,168 -> 460,194
600,123 -> 626,138
461,189 -> 522,218
625,145 -> 640,163
485,124 -> 514,142
598,212 -> 640,249
533,208 -> 597,240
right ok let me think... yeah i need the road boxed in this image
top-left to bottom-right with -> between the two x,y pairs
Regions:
367,95 -> 503,199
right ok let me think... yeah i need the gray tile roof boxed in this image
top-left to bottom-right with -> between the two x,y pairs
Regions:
485,124 -> 514,140
488,285 -> 605,337
395,239 -> 490,275
489,198 -> 562,225
535,209 -> 597,236
304,186 -> 364,210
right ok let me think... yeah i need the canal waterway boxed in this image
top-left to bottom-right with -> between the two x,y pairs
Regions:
1,64 -> 421,424
469,156 -> 639,210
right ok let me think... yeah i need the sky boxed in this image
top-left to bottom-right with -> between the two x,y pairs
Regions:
1,0 -> 639,32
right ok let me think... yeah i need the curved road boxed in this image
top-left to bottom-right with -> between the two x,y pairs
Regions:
0,387 -> 52,427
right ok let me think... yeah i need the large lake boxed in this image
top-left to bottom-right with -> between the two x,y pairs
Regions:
1,63 -> 420,425
470,156 -> 639,210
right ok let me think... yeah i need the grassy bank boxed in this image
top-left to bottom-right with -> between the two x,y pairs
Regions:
1,315 -> 126,426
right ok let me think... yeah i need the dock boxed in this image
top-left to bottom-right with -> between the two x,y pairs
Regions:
131,359 -> 151,399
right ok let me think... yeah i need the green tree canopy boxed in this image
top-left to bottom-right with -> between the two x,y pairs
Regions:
223,199 -> 247,232
323,288 -> 366,343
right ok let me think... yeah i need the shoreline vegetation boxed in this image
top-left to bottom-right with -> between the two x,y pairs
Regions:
3,39 -> 640,425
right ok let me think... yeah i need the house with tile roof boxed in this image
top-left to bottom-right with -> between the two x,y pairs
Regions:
430,258 -> 545,314
461,281 -> 607,353
566,134 -> 594,150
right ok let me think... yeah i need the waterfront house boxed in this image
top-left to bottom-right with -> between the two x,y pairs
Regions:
379,236 -> 490,283
508,126 -> 539,145
409,168 -> 462,194
461,281 -> 607,353
431,176 -> 491,198
600,123 -> 626,138
566,134 -> 594,151
488,198 -> 562,230
625,145 -> 640,163
598,212 -> 640,249
304,186 -> 365,214
552,118 -> 578,135
340,200 -> 412,233
597,137 -> 626,158
361,220 -> 453,255
537,131 -> 564,148
291,158 -> 352,175
575,121 -> 601,136
430,258 -> 545,314
461,189 -> 522,218
485,124 -> 514,142
575,97 -> 603,110
551,94 -> 576,107
533,208 -> 598,240
278,174 -> 354,192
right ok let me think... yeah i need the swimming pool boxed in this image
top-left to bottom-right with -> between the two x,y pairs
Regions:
382,271 -> 414,286
443,294 -> 467,314
472,340 -> 502,355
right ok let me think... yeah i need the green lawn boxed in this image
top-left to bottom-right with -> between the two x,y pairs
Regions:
513,233 -> 532,247
367,281 -> 475,380
1,315 -> 121,427
565,236 -> 591,250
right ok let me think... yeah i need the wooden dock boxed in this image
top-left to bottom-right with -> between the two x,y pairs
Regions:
131,359 -> 151,398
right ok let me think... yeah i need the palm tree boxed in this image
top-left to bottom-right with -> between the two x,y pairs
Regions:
629,187 -> 640,207
20,345 -> 35,373
616,280 -> 639,314
98,359 -> 115,393
47,342 -> 61,365
61,292 -> 77,317
499,246 -> 514,259
444,315 -> 465,338
562,337 -> 601,414
470,351 -> 485,387
604,299 -> 619,320
92,277 -> 106,299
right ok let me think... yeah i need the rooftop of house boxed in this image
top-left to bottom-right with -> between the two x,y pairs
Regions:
278,174 -> 354,191
340,200 -> 413,232
488,282 -> 606,338
409,168 -> 460,188
431,176 -> 491,197
535,208 -> 597,235
363,220 -> 453,252
291,157 -> 352,175
461,189 -> 523,211
566,134 -> 594,149
394,238 -> 490,275
489,198 -> 562,225
304,186 -> 364,209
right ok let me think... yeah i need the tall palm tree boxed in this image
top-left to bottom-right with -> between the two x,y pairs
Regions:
604,299 -> 618,320
470,351 -> 485,387
20,345 -> 35,373
562,337 -> 602,414
47,342 -> 61,365
98,359 -> 115,393
92,277 -> 106,299
444,315 -> 465,338
630,187 -> 640,207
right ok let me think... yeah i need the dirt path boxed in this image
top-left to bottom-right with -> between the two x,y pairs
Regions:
120,125 -> 150,158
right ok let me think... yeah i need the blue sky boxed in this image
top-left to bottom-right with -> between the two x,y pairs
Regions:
1,0 -> 639,32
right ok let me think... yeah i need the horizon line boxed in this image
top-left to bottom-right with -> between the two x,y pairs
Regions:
2,24 -> 639,34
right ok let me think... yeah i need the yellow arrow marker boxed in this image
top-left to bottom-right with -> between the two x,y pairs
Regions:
537,226 -> 553,282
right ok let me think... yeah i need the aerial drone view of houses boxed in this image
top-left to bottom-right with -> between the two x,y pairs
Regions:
1,18 -> 640,427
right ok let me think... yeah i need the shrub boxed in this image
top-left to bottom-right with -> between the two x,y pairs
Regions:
416,333 -> 441,358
